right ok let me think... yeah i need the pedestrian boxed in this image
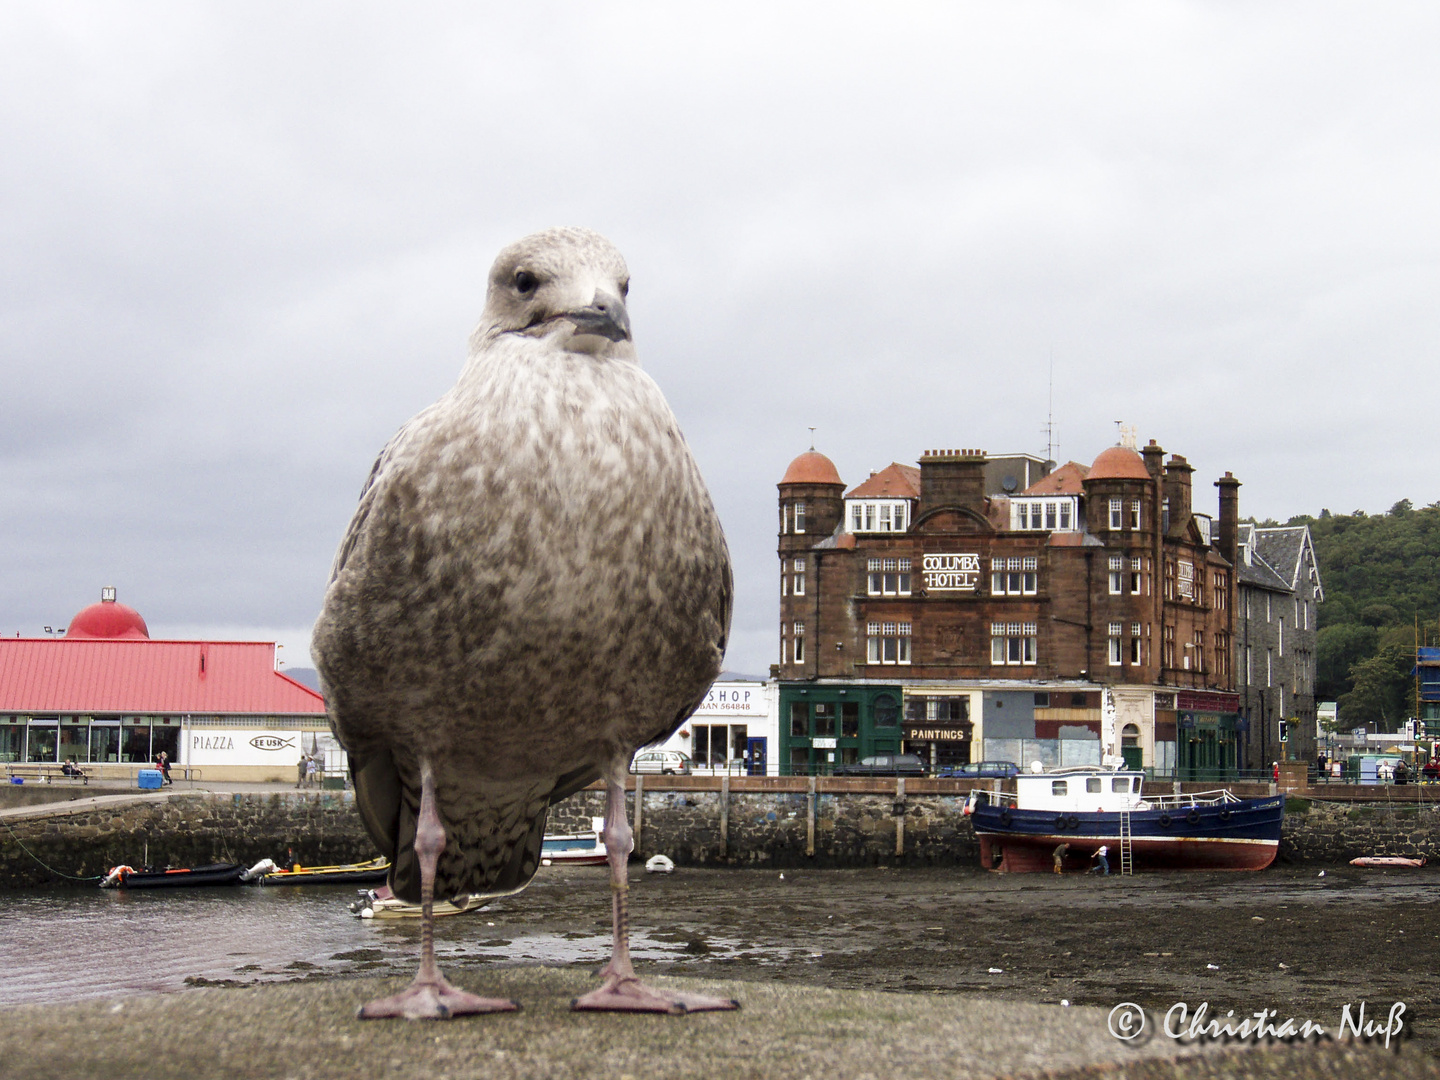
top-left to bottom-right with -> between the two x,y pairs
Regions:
1088,845 -> 1110,876
304,755 -> 319,789
1271,761 -> 1279,784
296,754 -> 308,789
1394,759 -> 1408,785
158,751 -> 173,786
1052,842 -> 1070,874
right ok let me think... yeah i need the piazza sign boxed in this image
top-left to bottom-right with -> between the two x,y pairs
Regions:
187,729 -> 304,767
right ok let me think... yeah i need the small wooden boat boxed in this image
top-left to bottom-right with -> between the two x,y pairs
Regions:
1349,856 -> 1427,868
100,863 -> 249,889
348,884 -> 489,919
247,856 -> 391,886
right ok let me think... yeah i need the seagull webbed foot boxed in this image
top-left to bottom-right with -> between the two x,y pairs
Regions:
357,974 -> 520,1020
571,973 -> 740,1015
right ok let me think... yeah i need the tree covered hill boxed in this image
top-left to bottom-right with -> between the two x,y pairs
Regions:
1271,500 -> 1440,730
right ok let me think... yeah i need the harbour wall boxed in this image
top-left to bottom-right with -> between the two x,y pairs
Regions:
1,780 -> 1437,888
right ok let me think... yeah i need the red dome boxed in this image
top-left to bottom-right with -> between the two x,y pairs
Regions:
67,599 -> 150,640
779,450 -> 843,487
1088,445 -> 1150,481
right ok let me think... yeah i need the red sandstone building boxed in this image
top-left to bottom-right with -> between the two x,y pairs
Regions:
0,588 -> 328,782
776,441 -> 1242,778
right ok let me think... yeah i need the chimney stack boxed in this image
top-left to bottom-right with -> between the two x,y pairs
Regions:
1215,471 -> 1241,563
917,449 -> 987,519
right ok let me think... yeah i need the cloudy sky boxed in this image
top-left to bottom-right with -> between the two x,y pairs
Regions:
3,4 -> 1436,675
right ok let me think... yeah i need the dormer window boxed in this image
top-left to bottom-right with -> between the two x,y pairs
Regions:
847,499 -> 910,533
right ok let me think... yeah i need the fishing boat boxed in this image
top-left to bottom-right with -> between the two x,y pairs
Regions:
246,856 -> 392,886
100,862 -> 251,889
963,765 -> 1284,873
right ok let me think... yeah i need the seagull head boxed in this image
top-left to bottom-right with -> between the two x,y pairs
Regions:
473,227 -> 634,357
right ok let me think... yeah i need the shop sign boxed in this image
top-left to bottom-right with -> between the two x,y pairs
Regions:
812,737 -> 838,749
694,684 -> 767,716
904,726 -> 971,741
922,553 -> 981,592
188,729 -> 303,767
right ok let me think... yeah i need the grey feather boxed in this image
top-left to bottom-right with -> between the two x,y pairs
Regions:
313,227 -> 731,904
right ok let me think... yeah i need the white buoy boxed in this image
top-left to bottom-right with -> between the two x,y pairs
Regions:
644,854 -> 675,874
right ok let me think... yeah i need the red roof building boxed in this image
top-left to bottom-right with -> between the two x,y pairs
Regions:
1,590 -> 327,782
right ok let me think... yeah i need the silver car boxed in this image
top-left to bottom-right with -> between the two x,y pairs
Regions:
630,750 -> 693,775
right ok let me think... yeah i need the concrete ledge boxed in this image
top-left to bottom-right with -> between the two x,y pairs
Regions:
7,967 -> 1430,1080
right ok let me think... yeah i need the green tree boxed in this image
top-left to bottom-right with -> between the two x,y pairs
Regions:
1315,623 -> 1377,702
1337,641 -> 1412,731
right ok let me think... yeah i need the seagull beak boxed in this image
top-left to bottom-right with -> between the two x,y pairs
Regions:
563,290 -> 631,343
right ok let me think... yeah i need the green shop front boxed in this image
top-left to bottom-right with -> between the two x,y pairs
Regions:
1170,689 -> 1241,781
778,683 -> 904,775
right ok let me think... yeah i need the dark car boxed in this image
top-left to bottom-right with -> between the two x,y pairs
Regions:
939,760 -> 1020,780
832,753 -> 927,777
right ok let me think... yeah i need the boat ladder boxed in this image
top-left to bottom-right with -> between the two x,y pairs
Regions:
1118,810 -> 1134,876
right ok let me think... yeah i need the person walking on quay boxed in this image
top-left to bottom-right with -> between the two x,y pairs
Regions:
305,755 -> 319,789
1052,842 -> 1069,874
1088,845 -> 1110,876
296,754 -> 308,789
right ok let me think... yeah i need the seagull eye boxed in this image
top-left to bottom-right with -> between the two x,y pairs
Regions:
514,270 -> 539,295
619,279 -> 630,299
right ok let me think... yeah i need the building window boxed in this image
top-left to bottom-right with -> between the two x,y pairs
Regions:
1214,571 -> 1227,611
990,622 -> 1037,666
1108,623 -> 1123,666
1191,631 -> 1204,672
1059,502 -> 1072,529
1277,617 -> 1283,657
793,502 -> 806,533
1216,632 -> 1230,681
780,559 -> 788,596
1130,499 -> 1142,529
849,500 -> 908,533
1045,502 -> 1058,530
781,504 -> 789,534
793,622 -> 804,664
1163,625 -> 1175,668
1129,557 -> 1143,595
991,556 -> 1038,595
867,622 -> 911,665
1108,555 -> 1123,595
867,558 -> 912,596
793,557 -> 805,596
1129,623 -> 1143,665
790,702 -> 808,737
1109,498 -> 1123,529
1164,560 -> 1175,601
813,702 -> 835,737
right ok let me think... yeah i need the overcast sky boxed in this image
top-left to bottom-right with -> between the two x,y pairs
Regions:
3,4 -> 1437,675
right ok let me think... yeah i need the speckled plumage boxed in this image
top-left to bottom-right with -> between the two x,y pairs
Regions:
312,228 -> 731,906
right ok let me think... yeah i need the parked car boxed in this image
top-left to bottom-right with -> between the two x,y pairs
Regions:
630,750 -> 692,775
939,761 -> 1020,780
832,753 -> 926,777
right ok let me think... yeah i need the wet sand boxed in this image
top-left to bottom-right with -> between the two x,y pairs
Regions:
424,862 -> 1440,1057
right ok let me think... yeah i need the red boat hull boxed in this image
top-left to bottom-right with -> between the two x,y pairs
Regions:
979,832 -> 1278,873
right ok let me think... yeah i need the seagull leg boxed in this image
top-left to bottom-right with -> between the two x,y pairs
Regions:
572,768 -> 739,1015
357,760 -> 520,1020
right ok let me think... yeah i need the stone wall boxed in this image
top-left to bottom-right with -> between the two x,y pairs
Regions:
1279,797 -> 1440,864
3,782 -> 1436,888
0,791 -> 376,888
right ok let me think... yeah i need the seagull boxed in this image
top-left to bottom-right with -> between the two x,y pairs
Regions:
312,227 -> 735,1019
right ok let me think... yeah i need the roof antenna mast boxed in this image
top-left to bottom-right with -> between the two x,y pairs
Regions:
808,426 -> 816,451
1042,353 -> 1057,464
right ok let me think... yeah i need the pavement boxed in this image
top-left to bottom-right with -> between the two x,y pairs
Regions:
2,967 -> 1435,1080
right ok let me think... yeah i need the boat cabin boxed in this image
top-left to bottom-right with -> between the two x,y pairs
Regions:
1014,768 -> 1147,812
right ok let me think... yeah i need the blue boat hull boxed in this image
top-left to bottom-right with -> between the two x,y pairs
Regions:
969,795 -> 1284,873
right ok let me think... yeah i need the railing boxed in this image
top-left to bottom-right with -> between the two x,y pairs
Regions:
964,787 -> 1241,810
